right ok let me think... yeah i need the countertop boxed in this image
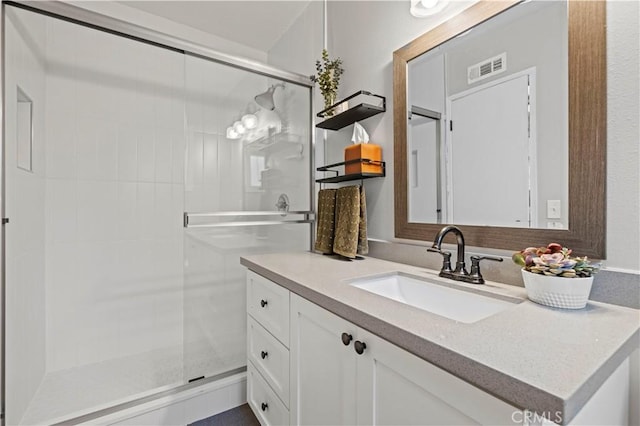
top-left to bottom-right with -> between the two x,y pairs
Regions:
240,252 -> 640,424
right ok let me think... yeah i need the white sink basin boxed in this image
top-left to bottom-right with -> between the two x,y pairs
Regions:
348,272 -> 519,324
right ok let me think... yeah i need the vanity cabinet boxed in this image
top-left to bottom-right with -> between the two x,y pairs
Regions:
290,293 -> 518,425
246,268 -> 631,426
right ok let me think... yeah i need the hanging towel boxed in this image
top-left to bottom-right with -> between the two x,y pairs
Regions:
314,189 -> 337,254
333,185 -> 368,258
357,185 -> 369,255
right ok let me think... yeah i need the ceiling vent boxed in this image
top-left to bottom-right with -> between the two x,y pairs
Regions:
467,52 -> 507,84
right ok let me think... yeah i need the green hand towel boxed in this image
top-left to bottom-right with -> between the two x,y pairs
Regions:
314,189 -> 337,254
333,185 -> 366,259
358,185 -> 368,255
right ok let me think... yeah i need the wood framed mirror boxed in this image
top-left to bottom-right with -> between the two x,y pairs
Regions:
393,0 -> 606,258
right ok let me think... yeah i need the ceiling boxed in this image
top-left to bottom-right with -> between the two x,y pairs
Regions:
119,1 -> 312,52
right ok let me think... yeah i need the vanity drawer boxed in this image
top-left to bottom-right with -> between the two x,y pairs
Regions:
248,316 -> 290,407
248,361 -> 290,426
247,271 -> 290,347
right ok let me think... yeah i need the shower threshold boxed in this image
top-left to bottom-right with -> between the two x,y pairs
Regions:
58,367 -> 246,425
19,345 -> 245,425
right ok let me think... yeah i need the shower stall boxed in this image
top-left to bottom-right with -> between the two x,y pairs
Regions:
2,2 -> 313,424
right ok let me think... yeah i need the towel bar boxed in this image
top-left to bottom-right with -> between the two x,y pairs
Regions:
183,211 -> 315,228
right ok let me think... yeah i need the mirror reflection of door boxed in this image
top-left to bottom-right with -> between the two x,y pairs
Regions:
409,108 -> 443,223
407,51 -> 446,224
447,71 -> 536,228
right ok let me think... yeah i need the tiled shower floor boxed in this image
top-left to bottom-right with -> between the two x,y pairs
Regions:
20,342 -> 240,425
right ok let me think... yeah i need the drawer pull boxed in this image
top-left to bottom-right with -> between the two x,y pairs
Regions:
341,332 -> 353,346
261,350 -> 268,359
260,299 -> 268,308
261,402 -> 269,411
354,340 -> 367,355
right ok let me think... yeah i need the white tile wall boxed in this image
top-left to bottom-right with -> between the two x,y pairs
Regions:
43,15 -> 186,375
116,182 -> 138,240
46,242 -> 79,370
46,179 -> 77,243
137,132 -> 156,183
45,107 -> 78,180
155,132 -> 173,183
117,125 -> 139,181
172,136 -> 186,184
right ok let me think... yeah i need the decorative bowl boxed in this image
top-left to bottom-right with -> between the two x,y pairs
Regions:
521,269 -> 594,309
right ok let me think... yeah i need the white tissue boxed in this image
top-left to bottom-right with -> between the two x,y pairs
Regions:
351,122 -> 369,144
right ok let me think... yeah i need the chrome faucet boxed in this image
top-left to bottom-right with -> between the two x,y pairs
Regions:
427,225 -> 502,284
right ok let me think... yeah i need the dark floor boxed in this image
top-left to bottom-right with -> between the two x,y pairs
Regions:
190,403 -> 260,426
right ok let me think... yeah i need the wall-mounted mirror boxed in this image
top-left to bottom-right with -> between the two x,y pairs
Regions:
394,0 -> 606,258
408,1 -> 568,229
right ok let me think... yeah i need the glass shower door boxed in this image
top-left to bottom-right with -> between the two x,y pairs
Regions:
4,6 -> 188,424
4,4 -> 312,423
182,55 -> 312,382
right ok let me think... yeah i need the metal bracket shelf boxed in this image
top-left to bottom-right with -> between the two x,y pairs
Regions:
316,158 -> 385,184
315,91 -> 386,130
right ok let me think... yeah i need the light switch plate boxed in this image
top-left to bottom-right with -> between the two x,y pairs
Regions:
547,200 -> 561,219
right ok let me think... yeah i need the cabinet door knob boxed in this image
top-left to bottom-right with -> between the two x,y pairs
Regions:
261,402 -> 269,411
261,350 -> 268,359
260,299 -> 268,308
341,332 -> 353,346
354,340 -> 367,355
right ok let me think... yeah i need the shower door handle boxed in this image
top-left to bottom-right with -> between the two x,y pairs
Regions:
183,210 -> 315,228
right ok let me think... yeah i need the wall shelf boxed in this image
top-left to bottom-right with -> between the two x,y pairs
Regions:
316,158 -> 385,184
316,91 -> 386,131
245,132 -> 301,152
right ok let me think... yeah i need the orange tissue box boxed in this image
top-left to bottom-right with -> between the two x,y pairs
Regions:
344,143 -> 382,175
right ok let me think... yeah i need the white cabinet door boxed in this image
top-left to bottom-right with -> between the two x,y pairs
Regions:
356,329 -> 518,425
290,294 -> 358,425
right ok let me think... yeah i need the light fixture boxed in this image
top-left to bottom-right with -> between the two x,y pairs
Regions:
226,126 -> 239,139
410,0 -> 448,17
233,120 -> 246,135
238,103 -> 259,130
254,83 -> 285,111
241,113 -> 258,129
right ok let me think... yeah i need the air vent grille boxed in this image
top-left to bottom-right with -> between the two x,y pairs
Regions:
467,52 -> 507,84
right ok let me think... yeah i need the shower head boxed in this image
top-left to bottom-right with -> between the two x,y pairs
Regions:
254,83 -> 285,111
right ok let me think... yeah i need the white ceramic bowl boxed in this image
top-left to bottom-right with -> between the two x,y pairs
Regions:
521,269 -> 594,309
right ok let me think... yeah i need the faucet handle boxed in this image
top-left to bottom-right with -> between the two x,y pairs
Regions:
470,255 -> 503,264
427,247 -> 447,255
427,248 -> 453,273
469,255 -> 504,284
